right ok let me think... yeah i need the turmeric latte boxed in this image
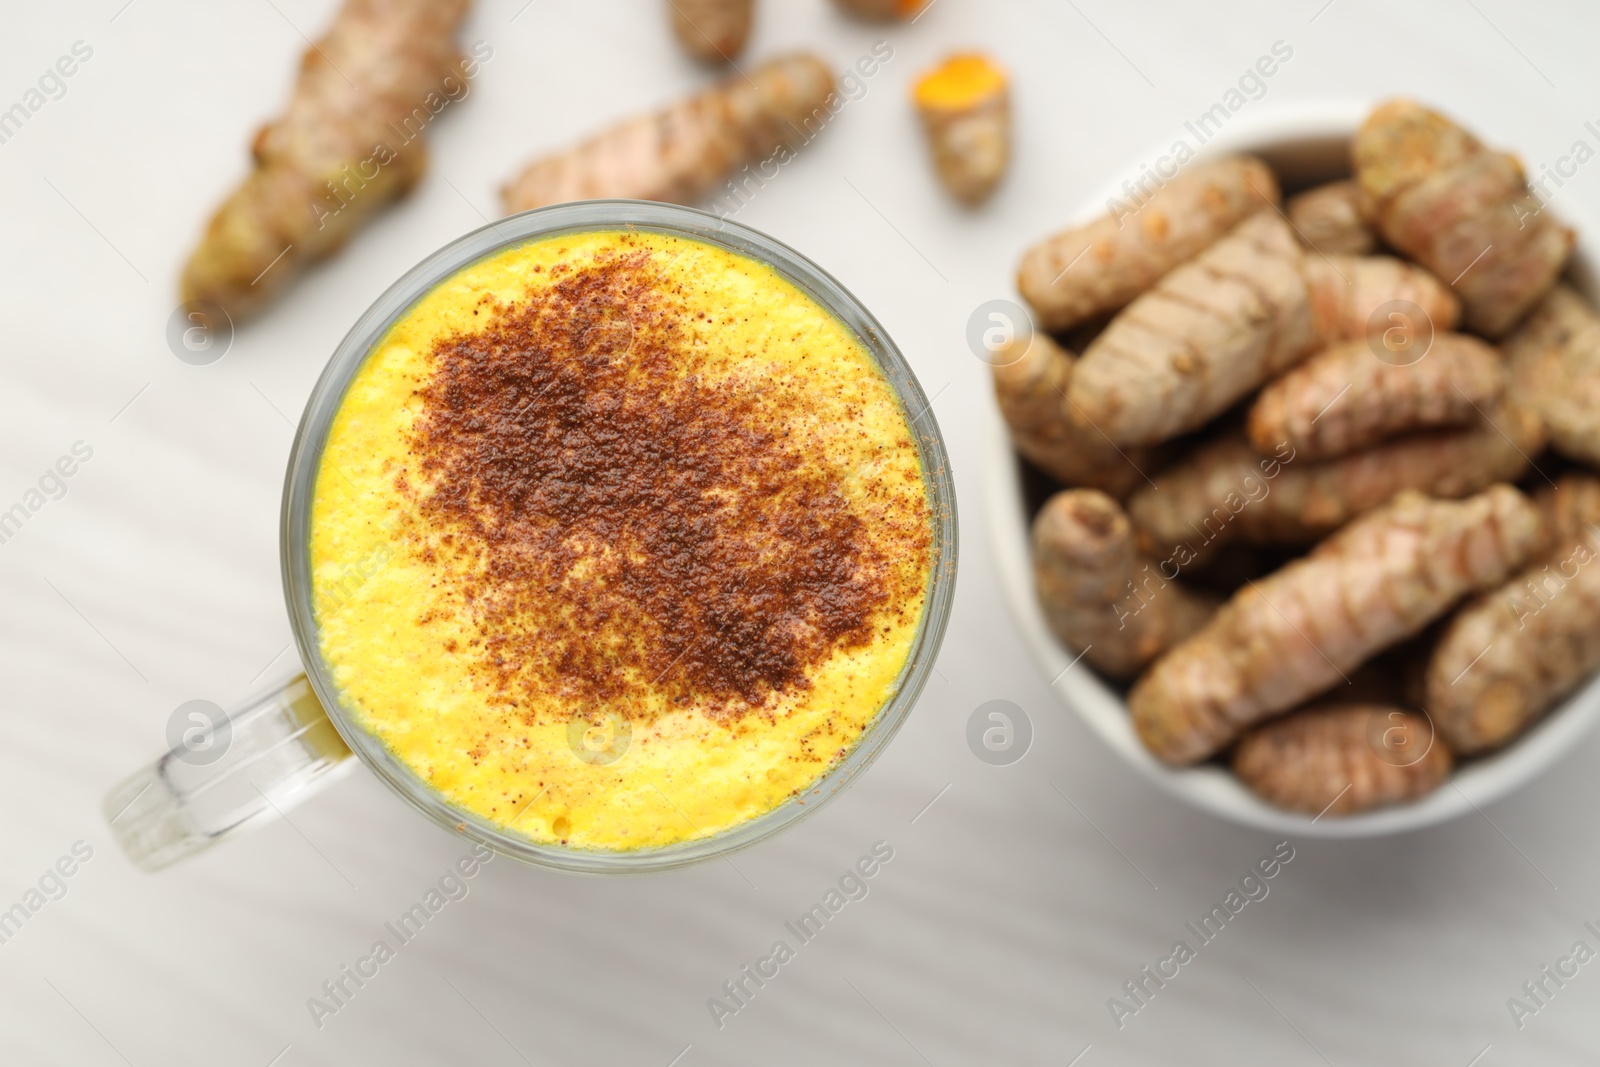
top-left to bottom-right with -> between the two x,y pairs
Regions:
310,230 -> 933,851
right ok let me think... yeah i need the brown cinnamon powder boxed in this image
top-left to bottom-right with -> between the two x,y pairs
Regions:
402,244 -> 929,724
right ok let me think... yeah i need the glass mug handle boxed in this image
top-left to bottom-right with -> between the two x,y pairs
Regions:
103,673 -> 355,871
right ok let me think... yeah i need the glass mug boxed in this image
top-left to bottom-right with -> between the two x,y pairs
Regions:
104,201 -> 958,875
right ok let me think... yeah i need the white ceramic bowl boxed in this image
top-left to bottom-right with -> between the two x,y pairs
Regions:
987,100 -> 1600,837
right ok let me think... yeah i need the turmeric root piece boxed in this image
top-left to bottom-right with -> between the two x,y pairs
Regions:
501,54 -> 834,213
1033,490 -> 1217,678
1285,180 -> 1376,255
1425,476 -> 1600,755
991,331 -> 1156,499
1301,254 -> 1460,345
180,0 -> 472,321
1247,333 -> 1504,461
1504,285 -> 1600,468
1353,98 -> 1574,337
913,54 -> 1009,207
1017,155 -> 1281,332
830,0 -> 928,19
1233,705 -> 1453,816
1128,403 -> 1544,561
1130,486 -> 1541,764
669,0 -> 753,62
1067,211 -> 1319,447
1065,235 -> 1458,451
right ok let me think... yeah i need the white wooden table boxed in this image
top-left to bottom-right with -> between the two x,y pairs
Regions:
3,1 -> 1598,1063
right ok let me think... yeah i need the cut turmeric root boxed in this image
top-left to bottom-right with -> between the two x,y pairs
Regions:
1033,490 -> 1217,679
1127,403 -> 1544,561
1017,155 -> 1281,332
1129,486 -> 1541,764
990,331 -> 1155,499
1285,180 -> 1375,255
1246,332 -> 1504,461
668,0 -> 753,63
1353,98 -> 1574,337
180,0 -> 473,320
1426,475 -> 1600,755
1232,705 -> 1453,815
913,53 -> 1010,206
830,0 -> 929,19
1504,284 -> 1600,469
501,53 -> 834,213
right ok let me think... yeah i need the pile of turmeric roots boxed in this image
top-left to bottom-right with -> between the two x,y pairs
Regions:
1003,99 -> 1600,817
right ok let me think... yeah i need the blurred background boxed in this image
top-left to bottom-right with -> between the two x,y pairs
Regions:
3,0 -> 1599,1063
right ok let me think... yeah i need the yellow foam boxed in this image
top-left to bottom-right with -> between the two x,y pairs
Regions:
309,231 -> 931,851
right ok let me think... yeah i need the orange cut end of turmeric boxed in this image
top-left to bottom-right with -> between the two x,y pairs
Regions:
913,52 -> 1007,110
